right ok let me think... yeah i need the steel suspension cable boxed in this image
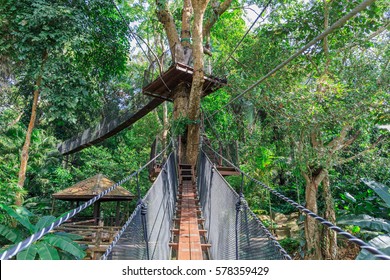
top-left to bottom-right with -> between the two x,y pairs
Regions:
210,0 -> 376,119
221,0 -> 273,70
201,141 -> 390,260
100,203 -> 143,260
0,142 -> 172,260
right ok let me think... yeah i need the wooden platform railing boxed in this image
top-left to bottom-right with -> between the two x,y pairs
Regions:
55,223 -> 121,260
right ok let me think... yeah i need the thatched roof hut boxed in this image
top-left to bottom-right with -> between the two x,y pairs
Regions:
53,174 -> 136,225
53,174 -> 135,201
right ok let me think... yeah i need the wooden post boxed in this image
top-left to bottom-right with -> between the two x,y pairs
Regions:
115,201 -> 121,226
93,201 -> 101,225
218,144 -> 223,166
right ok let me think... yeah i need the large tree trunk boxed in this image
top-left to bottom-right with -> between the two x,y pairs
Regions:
186,0 -> 209,166
303,169 -> 326,259
16,50 -> 48,206
321,171 -> 338,259
173,82 -> 191,163
156,0 -> 232,165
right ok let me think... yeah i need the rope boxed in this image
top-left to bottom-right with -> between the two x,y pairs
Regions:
201,141 -> 390,260
100,203 -> 143,260
0,142 -> 172,260
209,0 -> 376,118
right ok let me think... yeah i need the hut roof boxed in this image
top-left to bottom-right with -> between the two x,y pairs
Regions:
52,174 -> 135,201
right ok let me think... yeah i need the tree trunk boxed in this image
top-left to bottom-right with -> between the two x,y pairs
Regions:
16,50 -> 48,206
162,102 -> 168,153
173,82 -> 190,162
303,170 -> 325,259
321,171 -> 338,259
186,0 -> 209,166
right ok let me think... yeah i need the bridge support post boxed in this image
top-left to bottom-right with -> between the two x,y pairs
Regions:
141,202 -> 150,260
235,194 -> 243,260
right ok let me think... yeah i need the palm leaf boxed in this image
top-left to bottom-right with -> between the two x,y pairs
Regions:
356,234 -> 390,260
361,179 -> 390,207
43,234 -> 86,259
338,214 -> 390,233
36,242 -> 60,260
0,224 -> 21,243
0,204 -> 35,233
17,244 -> 38,260
35,216 -> 56,232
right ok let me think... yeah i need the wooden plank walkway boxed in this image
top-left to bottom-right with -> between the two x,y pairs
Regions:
170,164 -> 208,260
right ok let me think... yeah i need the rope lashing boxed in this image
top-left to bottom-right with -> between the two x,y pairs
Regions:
0,142 -> 172,260
201,142 -> 390,260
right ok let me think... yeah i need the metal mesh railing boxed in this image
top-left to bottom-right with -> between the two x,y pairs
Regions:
107,152 -> 178,260
197,151 -> 291,260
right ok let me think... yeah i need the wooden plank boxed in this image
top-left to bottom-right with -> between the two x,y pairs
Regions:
175,169 -> 205,260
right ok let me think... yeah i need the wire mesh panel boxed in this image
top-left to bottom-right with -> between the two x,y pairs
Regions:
197,151 -> 290,260
109,152 -> 178,260
109,207 -> 147,260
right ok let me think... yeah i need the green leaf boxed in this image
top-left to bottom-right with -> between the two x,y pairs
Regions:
356,234 -> 390,260
338,214 -> 390,233
0,204 -> 35,233
17,244 -> 38,260
0,224 -> 21,243
54,231 -> 84,241
36,242 -> 60,260
344,192 -> 356,203
35,216 -> 56,232
361,179 -> 390,207
43,234 -> 86,259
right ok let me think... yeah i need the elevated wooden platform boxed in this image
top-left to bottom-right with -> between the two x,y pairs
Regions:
143,62 -> 226,101
216,166 -> 240,176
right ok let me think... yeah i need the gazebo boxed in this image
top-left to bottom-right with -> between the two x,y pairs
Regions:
52,174 -> 135,226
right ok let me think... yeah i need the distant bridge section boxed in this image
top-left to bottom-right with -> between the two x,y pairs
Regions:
57,96 -> 163,155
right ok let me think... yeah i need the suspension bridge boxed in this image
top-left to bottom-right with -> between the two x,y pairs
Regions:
1,0 -> 389,261
1,138 -> 389,260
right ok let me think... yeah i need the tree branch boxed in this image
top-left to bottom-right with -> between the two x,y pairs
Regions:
203,0 -> 233,40
8,112 -> 23,127
181,0 -> 193,48
155,0 -> 181,57
338,21 -> 390,52
327,125 -> 351,152
336,135 -> 387,166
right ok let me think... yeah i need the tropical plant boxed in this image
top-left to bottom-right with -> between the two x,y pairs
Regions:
337,180 -> 390,259
0,204 -> 86,260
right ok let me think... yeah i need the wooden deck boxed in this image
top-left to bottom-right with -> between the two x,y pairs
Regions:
55,221 -> 121,260
143,63 -> 226,101
170,164 -> 209,260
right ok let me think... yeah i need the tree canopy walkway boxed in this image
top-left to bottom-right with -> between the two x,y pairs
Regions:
2,141 -> 389,260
